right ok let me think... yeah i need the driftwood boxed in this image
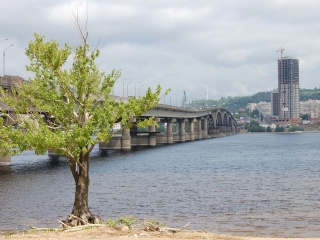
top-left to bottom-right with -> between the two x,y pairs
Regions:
63,224 -> 107,233
29,222 -> 107,233
58,221 -> 70,229
28,225 -> 61,231
29,220 -> 191,234
160,222 -> 191,234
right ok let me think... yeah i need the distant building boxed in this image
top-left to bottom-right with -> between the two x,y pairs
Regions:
278,57 -> 300,119
300,100 -> 320,124
246,103 -> 257,113
271,90 -> 279,117
256,101 -> 271,116
0,75 -> 24,89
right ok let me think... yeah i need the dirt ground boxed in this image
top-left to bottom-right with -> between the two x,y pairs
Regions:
1,226 -> 320,240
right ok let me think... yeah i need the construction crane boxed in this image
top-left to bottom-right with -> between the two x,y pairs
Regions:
276,47 -> 285,120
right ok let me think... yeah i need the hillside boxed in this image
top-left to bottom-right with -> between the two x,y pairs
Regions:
190,88 -> 320,112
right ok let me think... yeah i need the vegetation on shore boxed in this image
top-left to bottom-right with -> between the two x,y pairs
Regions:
244,120 -> 306,132
190,88 -> 320,112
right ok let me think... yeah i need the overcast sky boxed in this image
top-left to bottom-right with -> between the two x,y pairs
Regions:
1,0 -> 320,104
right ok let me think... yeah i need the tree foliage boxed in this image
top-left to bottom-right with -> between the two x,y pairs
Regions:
0,32 -> 164,225
275,125 -> 285,132
301,113 -> 310,120
245,120 -> 266,132
191,88 -> 320,112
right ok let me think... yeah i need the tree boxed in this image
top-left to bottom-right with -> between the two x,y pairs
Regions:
301,113 -> 310,120
250,109 -> 259,118
246,120 -> 266,132
266,126 -> 272,132
0,31 -> 164,226
275,125 -> 285,132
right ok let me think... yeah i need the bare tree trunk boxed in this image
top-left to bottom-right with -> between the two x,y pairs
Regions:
64,151 -> 100,226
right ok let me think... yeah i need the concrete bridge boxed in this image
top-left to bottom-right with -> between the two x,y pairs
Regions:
99,104 -> 238,151
0,104 -> 238,165
1,76 -> 238,165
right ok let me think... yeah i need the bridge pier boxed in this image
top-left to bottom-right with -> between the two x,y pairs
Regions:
187,118 -> 195,141
99,128 -> 132,151
202,117 -> 210,139
226,126 -> 232,136
148,125 -> 157,146
178,119 -> 186,142
0,154 -> 11,165
130,124 -> 138,147
218,126 -> 227,136
194,118 -> 202,140
166,119 -> 173,144
121,128 -> 131,151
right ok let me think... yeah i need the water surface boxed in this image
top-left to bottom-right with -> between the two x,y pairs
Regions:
1,133 -> 320,237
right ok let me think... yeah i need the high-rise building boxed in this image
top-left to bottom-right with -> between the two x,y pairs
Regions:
271,90 -> 279,117
278,57 -> 300,119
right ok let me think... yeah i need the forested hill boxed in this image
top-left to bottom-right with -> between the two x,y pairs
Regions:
191,88 -> 320,112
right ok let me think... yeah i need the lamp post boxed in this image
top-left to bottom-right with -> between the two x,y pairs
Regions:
3,44 -> 13,76
170,94 -> 174,106
122,78 -> 132,98
138,84 -> 144,97
126,81 -> 134,98
134,82 -> 142,99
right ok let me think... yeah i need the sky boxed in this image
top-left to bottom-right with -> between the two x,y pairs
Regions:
1,0 -> 320,105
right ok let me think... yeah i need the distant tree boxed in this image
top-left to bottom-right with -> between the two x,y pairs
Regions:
0,29 -> 166,226
191,88 -> 320,112
266,126 -> 272,132
275,125 -> 285,132
301,114 -> 310,120
300,88 -> 320,101
289,126 -> 304,132
250,109 -> 259,118
247,120 -> 266,132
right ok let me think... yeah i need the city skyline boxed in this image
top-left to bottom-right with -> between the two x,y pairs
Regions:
1,1 -> 320,101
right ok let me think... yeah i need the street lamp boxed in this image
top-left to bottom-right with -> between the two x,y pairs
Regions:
134,82 -> 142,99
122,78 -> 132,98
3,44 -> 13,76
162,94 -> 166,105
126,81 -> 134,98
170,94 -> 174,106
138,84 -> 144,97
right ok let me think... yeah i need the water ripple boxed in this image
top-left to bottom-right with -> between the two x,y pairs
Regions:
1,133 -> 320,237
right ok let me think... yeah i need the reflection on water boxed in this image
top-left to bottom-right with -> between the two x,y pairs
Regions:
1,133 -> 320,237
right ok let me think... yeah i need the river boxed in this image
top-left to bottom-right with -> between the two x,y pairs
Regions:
1,132 -> 320,237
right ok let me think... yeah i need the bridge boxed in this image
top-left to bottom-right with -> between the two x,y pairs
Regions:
0,76 -> 238,165
99,104 -> 238,151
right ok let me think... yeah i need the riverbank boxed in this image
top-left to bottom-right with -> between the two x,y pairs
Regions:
2,227 -> 320,240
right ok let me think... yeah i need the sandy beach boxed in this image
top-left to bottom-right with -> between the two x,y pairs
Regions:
1,226 -> 320,240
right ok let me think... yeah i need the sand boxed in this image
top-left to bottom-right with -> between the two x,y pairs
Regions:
1,226 -> 320,240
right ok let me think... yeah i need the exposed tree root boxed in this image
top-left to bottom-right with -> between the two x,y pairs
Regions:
29,217 -> 191,235
60,213 -> 101,228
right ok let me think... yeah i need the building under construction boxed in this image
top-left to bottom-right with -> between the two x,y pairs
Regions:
277,55 -> 300,123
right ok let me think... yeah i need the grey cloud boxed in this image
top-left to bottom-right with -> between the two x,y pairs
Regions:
1,0 -> 320,101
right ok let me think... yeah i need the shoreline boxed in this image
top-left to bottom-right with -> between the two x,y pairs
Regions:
2,226 -> 320,240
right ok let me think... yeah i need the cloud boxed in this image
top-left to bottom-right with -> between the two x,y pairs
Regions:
1,0 -> 320,102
